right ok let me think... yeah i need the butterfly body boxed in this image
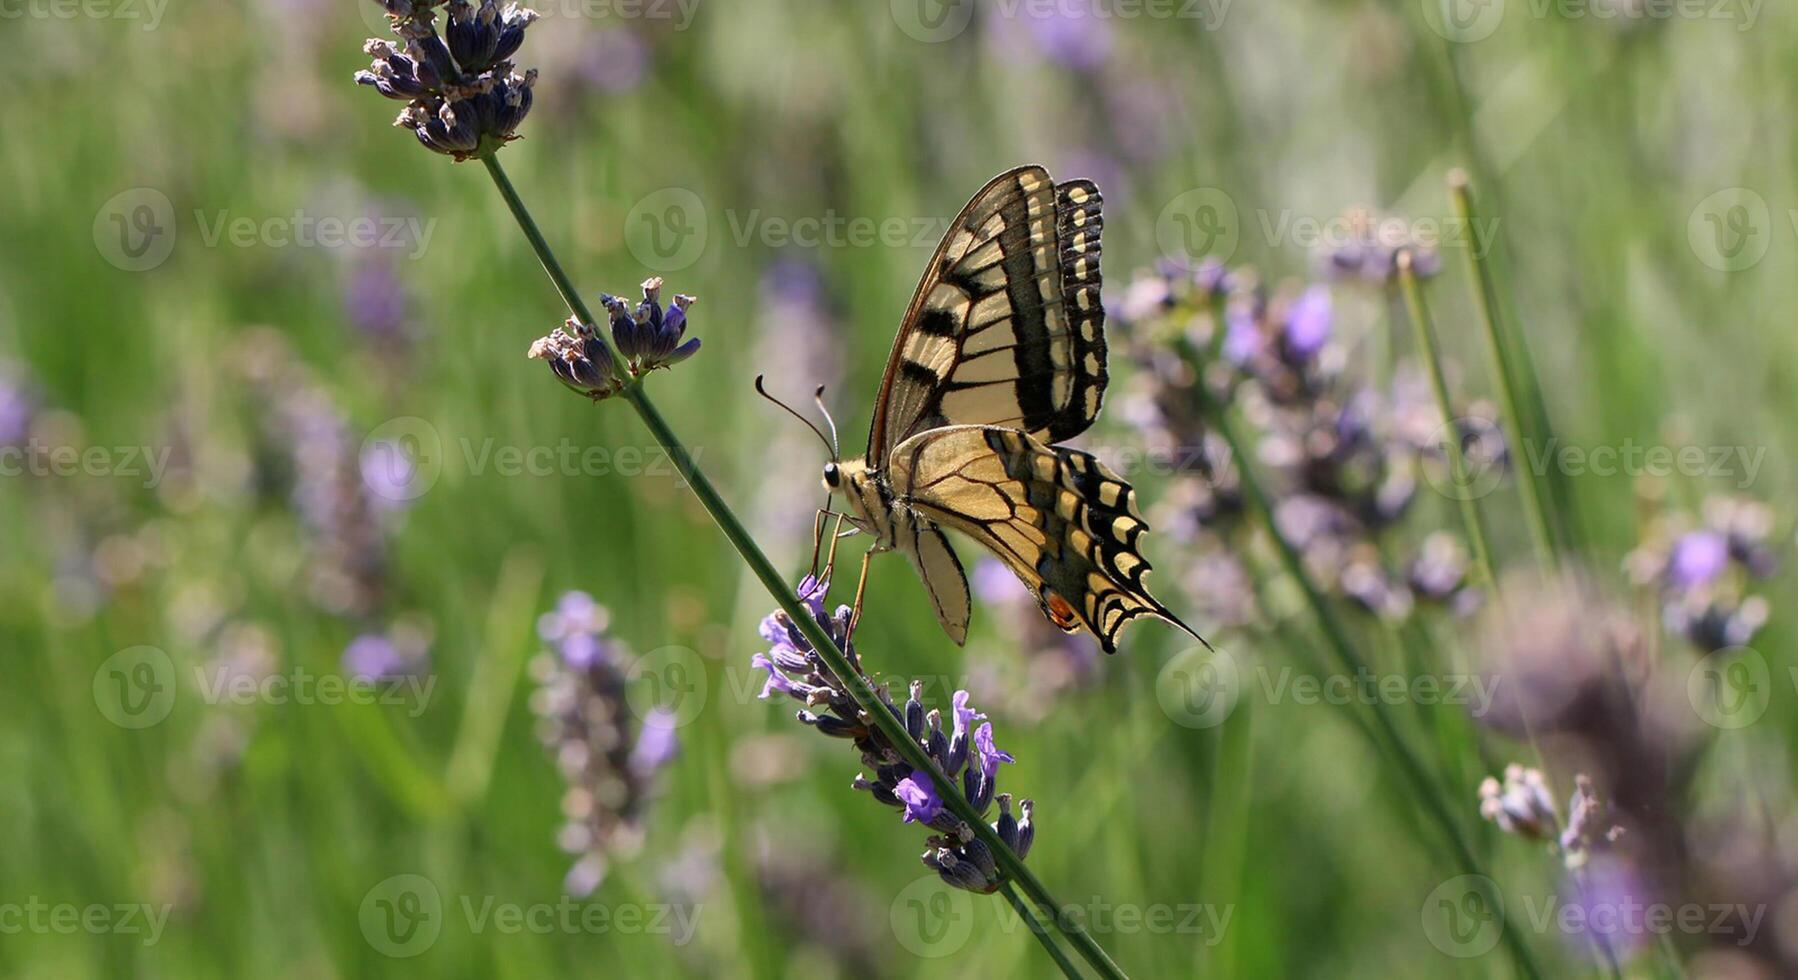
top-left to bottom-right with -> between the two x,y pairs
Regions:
821,166 -> 1205,654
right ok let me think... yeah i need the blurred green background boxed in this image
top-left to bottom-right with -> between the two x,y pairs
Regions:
2,0 -> 1795,976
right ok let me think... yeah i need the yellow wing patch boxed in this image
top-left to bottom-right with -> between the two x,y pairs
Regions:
887,424 -> 1205,654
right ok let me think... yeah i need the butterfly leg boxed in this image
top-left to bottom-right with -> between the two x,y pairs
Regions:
809,506 -> 832,576
847,548 -> 874,637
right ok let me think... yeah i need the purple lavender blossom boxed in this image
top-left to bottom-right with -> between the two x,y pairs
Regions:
1283,284 -> 1332,359
1668,530 -> 1729,590
354,1 -> 541,161
601,277 -> 701,374
578,30 -> 649,92
532,590 -> 677,897
895,771 -> 943,824
0,365 -> 36,447
751,576 -> 1036,892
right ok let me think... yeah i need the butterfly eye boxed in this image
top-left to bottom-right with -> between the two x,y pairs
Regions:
822,462 -> 840,489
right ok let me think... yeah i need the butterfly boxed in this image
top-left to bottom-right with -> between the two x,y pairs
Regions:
773,166 -> 1206,654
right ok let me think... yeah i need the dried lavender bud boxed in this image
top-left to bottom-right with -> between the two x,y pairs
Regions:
528,318 -> 625,401
353,1 -> 540,161
603,278 -> 703,374
1479,763 -> 1560,840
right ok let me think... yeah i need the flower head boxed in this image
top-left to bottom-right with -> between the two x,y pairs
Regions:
604,278 -> 702,374
354,1 -> 540,160
528,318 -> 625,401
530,591 -> 678,896
752,576 -> 1036,892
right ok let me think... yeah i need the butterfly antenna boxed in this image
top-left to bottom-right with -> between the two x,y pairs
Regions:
755,375 -> 838,460
812,385 -> 841,458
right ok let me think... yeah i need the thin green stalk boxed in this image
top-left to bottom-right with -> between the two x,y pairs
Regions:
1204,397 -> 1545,980
1448,171 -> 1559,570
479,155 -> 1128,980
1396,254 -> 1501,598
1002,882 -> 1086,980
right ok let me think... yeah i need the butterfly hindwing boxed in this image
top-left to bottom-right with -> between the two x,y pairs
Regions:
868,166 -> 1108,463
900,521 -> 971,645
886,424 -> 1200,654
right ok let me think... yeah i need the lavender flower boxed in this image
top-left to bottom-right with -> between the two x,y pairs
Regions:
531,590 -> 678,896
0,362 -> 38,448
602,277 -> 702,374
1120,260 -> 1497,627
1320,208 -> 1442,284
354,1 -> 539,161
751,576 -> 1035,893
528,317 -> 625,401
1625,495 -> 1781,650
341,622 -> 431,681
1478,764 -> 1560,841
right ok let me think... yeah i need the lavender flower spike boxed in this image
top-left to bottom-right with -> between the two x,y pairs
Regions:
751,576 -> 1038,893
528,317 -> 625,401
354,0 -> 540,161
604,277 -> 702,375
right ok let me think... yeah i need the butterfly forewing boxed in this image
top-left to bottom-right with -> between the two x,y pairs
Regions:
887,424 -> 1196,654
868,166 -> 1108,463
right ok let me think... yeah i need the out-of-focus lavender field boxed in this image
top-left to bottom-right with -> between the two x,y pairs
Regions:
2,1 -> 1795,976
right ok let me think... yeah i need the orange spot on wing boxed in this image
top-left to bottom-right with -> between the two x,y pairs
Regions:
1042,589 -> 1079,631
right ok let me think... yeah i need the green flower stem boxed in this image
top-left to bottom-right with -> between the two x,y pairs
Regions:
478,156 -> 1127,980
1201,392 -> 1545,980
1395,254 -> 1501,597
1002,882 -> 1086,980
1447,171 -> 1561,570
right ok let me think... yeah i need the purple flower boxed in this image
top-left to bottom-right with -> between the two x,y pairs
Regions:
1668,530 -> 1729,590
603,277 -> 702,374
342,259 -> 412,346
532,590 -> 673,897
354,3 -> 541,161
750,652 -> 804,700
1284,284 -> 1332,358
578,29 -> 649,92
750,578 -> 1038,893
974,722 -> 1015,782
629,708 -> 681,776
0,367 -> 38,447
343,633 -> 404,680
895,770 -> 943,824
528,318 -> 625,401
